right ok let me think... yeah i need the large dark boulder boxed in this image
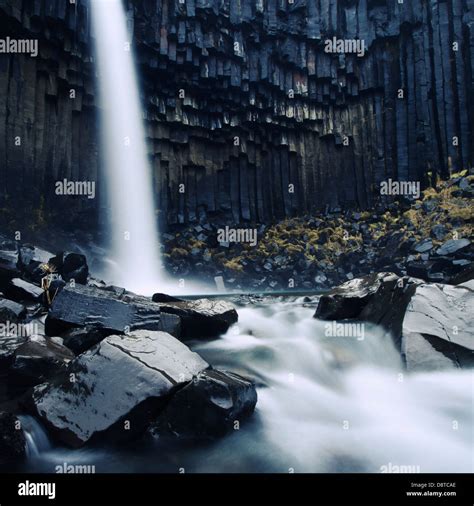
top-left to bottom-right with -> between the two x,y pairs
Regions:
49,252 -> 89,284
150,369 -> 257,438
28,330 -> 209,447
45,284 -> 181,338
0,412 -> 27,465
402,280 -> 474,371
151,295 -> 238,339
314,273 -> 420,347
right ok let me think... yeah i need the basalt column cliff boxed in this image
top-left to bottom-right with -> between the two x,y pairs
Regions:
0,0 -> 473,229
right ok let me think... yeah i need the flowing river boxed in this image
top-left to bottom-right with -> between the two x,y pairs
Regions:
20,298 -> 473,474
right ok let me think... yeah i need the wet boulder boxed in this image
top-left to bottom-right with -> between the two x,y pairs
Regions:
29,330 -> 209,447
0,412 -> 27,465
4,278 -> 43,303
314,273 -> 420,346
402,280 -> 474,371
61,326 -> 105,355
151,295 -> 238,339
48,252 -> 89,284
9,335 -> 74,387
150,369 -> 257,438
0,334 -> 28,371
315,272 -> 427,351
0,297 -> 26,323
17,245 -> 53,284
45,284 -> 181,338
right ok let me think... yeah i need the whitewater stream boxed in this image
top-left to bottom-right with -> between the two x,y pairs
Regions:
20,298 -> 473,474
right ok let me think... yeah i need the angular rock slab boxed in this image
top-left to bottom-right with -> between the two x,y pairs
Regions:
402,280 -> 474,371
150,369 -> 257,438
152,295 -> 238,339
45,284 -> 180,337
30,330 -> 209,447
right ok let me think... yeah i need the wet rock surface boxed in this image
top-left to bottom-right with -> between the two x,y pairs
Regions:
402,281 -> 474,371
313,271 -> 474,371
0,412 -> 27,464
150,369 -> 257,438
29,330 -> 209,447
45,284 -> 181,338
152,296 -> 238,339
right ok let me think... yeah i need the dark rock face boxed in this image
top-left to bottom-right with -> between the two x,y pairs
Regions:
0,297 -> 26,323
4,278 -> 43,302
0,0 -> 472,228
152,296 -> 238,338
17,245 -> 53,284
435,239 -> 471,257
29,331 -> 209,447
10,335 -> 74,387
45,284 -> 181,338
315,272 -> 474,371
0,413 -> 27,464
49,252 -> 89,284
150,369 -> 257,438
60,326 -> 105,356
402,280 -> 474,371
0,249 -> 20,286
314,272 -> 421,349
0,334 -> 28,371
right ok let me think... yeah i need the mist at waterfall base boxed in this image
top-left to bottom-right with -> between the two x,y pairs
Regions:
21,300 -> 472,473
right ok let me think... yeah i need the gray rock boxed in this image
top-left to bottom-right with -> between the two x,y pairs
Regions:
435,239 -> 470,256
151,297 -> 238,339
29,330 -> 209,447
430,224 -> 447,241
402,281 -> 474,371
413,239 -> 433,253
5,278 -> 43,302
45,284 -> 180,338
0,298 -> 27,323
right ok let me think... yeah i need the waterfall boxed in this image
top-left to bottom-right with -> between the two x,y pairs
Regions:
91,0 -> 163,294
19,415 -> 52,457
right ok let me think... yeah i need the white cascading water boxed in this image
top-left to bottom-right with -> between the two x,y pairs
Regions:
91,0 -> 163,294
22,301 -> 473,473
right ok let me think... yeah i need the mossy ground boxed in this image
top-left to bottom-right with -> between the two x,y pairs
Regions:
163,171 -> 473,290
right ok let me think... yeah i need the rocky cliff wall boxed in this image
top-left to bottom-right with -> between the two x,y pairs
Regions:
0,0 -> 473,230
